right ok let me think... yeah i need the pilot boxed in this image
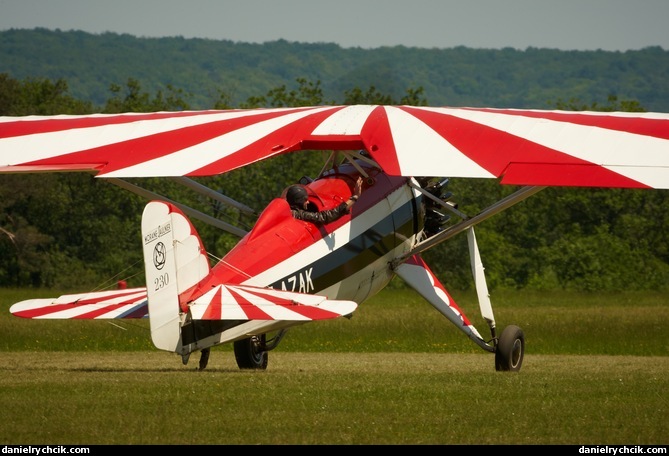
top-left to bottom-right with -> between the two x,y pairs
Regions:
286,176 -> 363,224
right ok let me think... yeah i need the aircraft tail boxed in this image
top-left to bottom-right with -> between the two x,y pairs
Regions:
141,200 -> 211,353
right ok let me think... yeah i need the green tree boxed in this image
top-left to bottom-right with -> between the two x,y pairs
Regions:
552,94 -> 647,112
240,77 -> 331,108
343,85 -> 427,105
103,78 -> 192,113
0,73 -> 93,115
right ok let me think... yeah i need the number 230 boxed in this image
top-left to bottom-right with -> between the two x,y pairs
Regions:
154,273 -> 169,291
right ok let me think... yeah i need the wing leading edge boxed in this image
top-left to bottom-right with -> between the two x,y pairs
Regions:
1,105 -> 668,188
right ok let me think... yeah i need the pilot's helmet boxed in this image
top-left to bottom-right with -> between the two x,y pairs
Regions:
286,185 -> 308,207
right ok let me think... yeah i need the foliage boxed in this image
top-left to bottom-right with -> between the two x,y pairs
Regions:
241,77 -> 332,108
343,84 -> 428,105
0,173 -> 146,288
3,29 -> 669,111
553,93 -> 647,112
0,73 -> 93,115
103,77 -> 193,112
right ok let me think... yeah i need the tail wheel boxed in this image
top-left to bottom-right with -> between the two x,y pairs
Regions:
234,334 -> 268,370
198,347 -> 210,371
495,325 -> 525,372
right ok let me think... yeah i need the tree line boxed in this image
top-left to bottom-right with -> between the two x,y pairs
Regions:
1,72 -> 669,293
2,29 -> 669,112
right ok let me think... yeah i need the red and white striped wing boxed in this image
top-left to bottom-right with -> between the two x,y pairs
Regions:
8,284 -> 356,322
10,288 -> 148,319
2,105 -> 669,188
187,284 -> 358,321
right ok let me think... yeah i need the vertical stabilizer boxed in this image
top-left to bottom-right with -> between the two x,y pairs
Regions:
141,201 -> 211,353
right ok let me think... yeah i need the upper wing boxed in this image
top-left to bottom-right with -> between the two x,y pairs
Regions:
1,105 -> 668,188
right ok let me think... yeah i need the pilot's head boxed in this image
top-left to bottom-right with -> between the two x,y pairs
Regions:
286,185 -> 308,208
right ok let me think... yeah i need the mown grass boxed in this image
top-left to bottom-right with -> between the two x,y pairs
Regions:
1,287 -> 668,445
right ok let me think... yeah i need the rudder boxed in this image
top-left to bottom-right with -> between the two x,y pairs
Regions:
141,201 -> 211,353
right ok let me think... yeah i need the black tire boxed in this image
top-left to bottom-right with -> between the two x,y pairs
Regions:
495,325 -> 525,372
233,334 -> 268,370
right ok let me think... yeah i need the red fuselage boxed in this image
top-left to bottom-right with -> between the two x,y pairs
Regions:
207,160 -> 424,305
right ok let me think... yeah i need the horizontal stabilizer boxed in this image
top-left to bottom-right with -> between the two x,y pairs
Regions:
10,288 -> 148,319
187,284 -> 358,321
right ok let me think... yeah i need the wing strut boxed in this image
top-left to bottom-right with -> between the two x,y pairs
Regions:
168,177 -> 257,216
107,178 -> 249,237
395,185 -> 547,265
467,227 -> 496,335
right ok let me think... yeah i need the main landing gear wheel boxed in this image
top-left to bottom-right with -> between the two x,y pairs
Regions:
495,325 -> 525,372
234,334 -> 269,370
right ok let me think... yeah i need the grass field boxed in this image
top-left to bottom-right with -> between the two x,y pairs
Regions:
1,287 -> 668,445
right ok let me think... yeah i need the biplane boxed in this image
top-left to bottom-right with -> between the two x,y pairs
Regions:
2,105 -> 669,372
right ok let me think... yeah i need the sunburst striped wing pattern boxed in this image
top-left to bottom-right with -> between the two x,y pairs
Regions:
10,288 -> 149,319
2,105 -> 668,188
9,285 -> 357,322
188,284 -> 358,321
